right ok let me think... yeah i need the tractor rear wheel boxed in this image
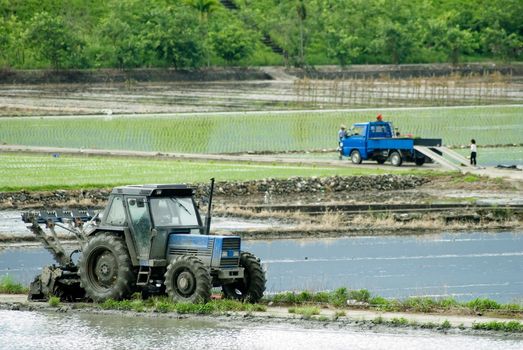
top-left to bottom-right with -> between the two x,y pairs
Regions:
222,252 -> 266,303
78,233 -> 135,302
390,151 -> 403,166
164,255 -> 211,303
350,150 -> 362,164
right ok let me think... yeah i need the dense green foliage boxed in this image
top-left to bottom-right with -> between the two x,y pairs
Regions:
0,0 -> 521,69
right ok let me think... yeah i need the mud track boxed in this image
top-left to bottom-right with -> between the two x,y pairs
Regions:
0,293 -> 521,336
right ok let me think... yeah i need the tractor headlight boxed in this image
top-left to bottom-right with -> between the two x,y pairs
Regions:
221,250 -> 239,258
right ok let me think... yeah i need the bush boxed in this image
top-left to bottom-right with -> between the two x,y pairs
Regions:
404,297 -> 436,313
0,275 -> 28,294
48,296 -> 60,307
348,289 -> 371,303
272,292 -> 297,304
440,320 -> 452,329
466,298 -> 501,312
312,291 -> 330,303
330,287 -> 349,308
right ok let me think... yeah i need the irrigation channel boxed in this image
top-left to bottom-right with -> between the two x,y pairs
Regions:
0,309 -> 522,350
1,207 -> 522,303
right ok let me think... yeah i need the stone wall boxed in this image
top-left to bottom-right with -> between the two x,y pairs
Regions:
0,175 -> 428,209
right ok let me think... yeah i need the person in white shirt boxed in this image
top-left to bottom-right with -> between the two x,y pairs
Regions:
470,139 -> 477,166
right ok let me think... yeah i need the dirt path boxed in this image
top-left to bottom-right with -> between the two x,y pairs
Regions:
2,144 -> 522,181
0,294 -> 519,330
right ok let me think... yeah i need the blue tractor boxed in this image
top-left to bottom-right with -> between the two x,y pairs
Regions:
24,180 -> 266,303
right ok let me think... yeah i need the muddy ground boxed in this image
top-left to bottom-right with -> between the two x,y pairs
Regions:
0,173 -> 521,244
0,294 -> 521,338
1,65 -> 522,115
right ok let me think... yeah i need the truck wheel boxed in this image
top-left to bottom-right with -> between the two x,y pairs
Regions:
415,157 -> 425,166
78,233 -> 135,302
164,255 -> 211,303
222,252 -> 266,303
350,150 -> 362,164
390,152 -> 403,166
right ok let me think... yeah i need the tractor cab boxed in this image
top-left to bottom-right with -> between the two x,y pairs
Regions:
25,182 -> 266,304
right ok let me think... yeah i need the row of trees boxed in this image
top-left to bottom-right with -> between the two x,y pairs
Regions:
0,0 -> 522,69
0,0 -> 259,69
239,0 -> 523,66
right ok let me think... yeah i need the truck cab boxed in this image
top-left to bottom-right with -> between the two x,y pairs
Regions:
341,120 -> 441,166
342,121 -> 394,163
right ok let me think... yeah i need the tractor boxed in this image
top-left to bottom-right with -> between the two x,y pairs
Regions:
23,180 -> 266,303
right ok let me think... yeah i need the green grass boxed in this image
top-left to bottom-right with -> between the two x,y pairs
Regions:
472,321 -> 523,333
0,153 -> 416,191
1,106 -> 521,154
48,296 -> 61,307
99,297 -> 266,315
268,289 -> 523,316
0,275 -> 29,294
288,306 -> 321,319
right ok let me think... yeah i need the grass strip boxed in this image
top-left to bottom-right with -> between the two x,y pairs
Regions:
99,296 -> 267,315
0,153 -> 421,192
268,287 -> 523,316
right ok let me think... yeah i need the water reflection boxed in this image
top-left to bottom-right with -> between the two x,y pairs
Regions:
0,310 -> 521,350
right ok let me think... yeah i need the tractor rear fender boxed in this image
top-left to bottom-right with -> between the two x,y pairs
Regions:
87,227 -> 139,266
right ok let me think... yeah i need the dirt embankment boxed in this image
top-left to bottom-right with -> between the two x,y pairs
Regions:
0,175 -> 427,210
1,63 -> 522,85
0,67 -> 272,84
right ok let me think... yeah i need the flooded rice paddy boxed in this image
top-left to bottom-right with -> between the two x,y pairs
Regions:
1,310 -> 522,350
1,215 -> 522,349
1,221 -> 522,303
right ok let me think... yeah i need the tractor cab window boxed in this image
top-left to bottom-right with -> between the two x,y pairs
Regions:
127,197 -> 152,258
150,197 -> 199,227
105,196 -> 126,226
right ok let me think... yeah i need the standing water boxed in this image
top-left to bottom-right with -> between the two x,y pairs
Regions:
0,310 -> 521,350
1,230 -> 522,303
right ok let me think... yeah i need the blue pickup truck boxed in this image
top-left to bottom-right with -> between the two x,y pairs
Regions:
340,120 -> 442,166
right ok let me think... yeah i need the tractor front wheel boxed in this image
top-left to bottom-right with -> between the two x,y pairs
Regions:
222,252 -> 266,303
78,233 -> 135,302
164,255 -> 211,303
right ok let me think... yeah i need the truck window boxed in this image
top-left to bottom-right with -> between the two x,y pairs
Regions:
105,196 -> 126,226
369,124 -> 390,138
350,126 -> 365,136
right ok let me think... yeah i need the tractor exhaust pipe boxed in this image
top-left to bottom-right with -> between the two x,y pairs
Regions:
205,178 -> 215,235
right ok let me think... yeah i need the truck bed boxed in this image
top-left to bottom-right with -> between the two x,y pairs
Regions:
367,137 -> 442,150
